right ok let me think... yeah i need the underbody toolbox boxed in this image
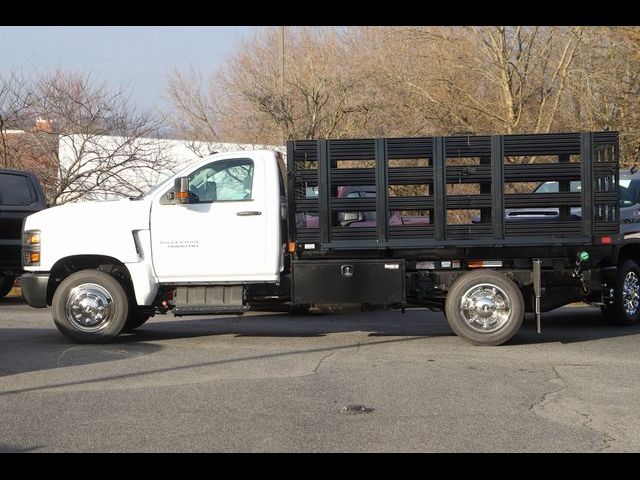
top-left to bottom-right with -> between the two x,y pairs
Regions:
292,259 -> 405,304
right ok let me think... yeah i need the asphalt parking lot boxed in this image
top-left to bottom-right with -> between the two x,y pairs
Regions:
1,297 -> 640,452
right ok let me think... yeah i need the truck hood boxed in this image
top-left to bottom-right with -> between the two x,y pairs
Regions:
25,198 -> 151,233
23,198 -> 153,271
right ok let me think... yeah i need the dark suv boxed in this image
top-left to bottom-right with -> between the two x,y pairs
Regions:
0,169 -> 47,298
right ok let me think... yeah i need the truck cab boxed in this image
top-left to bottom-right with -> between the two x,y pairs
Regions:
148,151 -> 284,284
20,150 -> 286,340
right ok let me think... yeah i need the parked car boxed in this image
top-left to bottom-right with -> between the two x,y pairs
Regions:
0,169 -> 47,298
298,185 -> 429,228
473,168 -> 640,235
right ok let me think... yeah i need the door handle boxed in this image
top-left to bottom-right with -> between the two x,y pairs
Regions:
236,211 -> 262,216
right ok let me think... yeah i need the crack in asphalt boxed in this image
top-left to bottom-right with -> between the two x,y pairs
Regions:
55,346 -> 82,367
306,340 -> 369,377
312,352 -> 336,375
572,409 -> 616,452
529,366 -> 567,413
531,365 -> 618,452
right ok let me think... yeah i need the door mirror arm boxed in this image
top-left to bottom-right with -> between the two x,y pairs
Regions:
172,177 -> 196,205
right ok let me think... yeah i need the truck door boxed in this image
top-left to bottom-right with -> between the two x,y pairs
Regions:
620,176 -> 640,236
149,153 -> 278,283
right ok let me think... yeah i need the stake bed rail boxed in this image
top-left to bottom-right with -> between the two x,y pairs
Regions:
287,132 -> 620,251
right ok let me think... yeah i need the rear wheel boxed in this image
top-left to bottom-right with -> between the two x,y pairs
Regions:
444,269 -> 524,346
52,270 -> 129,343
601,259 -> 640,325
0,276 -> 15,298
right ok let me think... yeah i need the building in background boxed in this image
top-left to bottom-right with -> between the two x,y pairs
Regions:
57,134 -> 284,203
1,124 -> 58,195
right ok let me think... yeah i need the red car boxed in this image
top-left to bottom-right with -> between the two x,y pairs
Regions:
298,185 -> 429,228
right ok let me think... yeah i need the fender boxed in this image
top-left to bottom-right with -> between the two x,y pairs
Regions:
23,198 -> 158,305
614,236 -> 640,265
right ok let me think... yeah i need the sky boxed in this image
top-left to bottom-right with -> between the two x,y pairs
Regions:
0,26 -> 263,112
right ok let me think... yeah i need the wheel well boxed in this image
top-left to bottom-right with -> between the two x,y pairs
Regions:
47,255 -> 135,306
617,243 -> 640,265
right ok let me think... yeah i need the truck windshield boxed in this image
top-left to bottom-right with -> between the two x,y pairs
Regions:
130,178 -> 173,200
619,177 -> 639,207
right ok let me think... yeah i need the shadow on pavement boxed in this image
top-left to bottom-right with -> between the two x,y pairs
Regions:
511,306 -> 640,345
116,309 -> 456,344
0,444 -> 43,453
1,306 -> 638,380
117,305 -> 640,346
0,328 -> 163,377
0,297 -> 25,306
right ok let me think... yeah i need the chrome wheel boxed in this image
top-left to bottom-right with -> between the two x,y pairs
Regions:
65,283 -> 114,332
460,283 -> 512,333
623,271 -> 640,316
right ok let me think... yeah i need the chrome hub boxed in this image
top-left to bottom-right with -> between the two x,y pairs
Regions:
460,283 -> 511,333
623,271 -> 640,316
65,283 -> 114,332
475,297 -> 497,318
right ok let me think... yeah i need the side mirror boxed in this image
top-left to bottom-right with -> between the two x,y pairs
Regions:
173,177 -> 192,205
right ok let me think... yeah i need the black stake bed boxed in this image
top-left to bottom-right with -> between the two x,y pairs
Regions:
286,132 -> 620,251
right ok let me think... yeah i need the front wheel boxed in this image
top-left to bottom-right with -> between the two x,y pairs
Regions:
52,270 -> 130,343
122,310 -> 152,332
601,259 -> 640,325
444,269 -> 525,346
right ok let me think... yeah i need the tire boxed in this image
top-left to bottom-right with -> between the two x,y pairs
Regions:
122,310 -> 152,332
52,270 -> 130,343
444,269 -> 525,346
601,259 -> 640,326
0,276 -> 15,298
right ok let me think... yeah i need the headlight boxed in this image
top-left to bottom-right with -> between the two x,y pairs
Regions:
23,230 -> 41,246
22,229 -> 41,267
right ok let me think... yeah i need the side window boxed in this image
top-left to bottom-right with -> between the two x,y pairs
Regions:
631,180 -> 640,205
619,178 -> 640,207
187,158 -> 254,203
0,173 -> 35,206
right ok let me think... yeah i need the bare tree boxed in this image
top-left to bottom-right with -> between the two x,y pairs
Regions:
363,26 -> 585,136
166,66 -> 221,144
6,70 -> 172,204
0,70 -> 39,169
566,27 -> 640,166
168,27 -> 378,145
167,26 -> 640,166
